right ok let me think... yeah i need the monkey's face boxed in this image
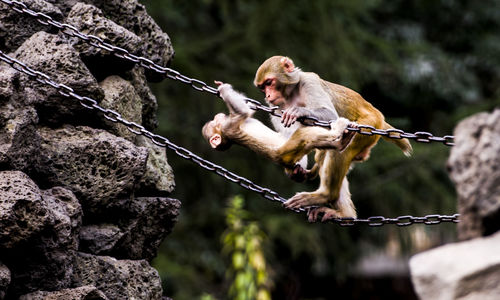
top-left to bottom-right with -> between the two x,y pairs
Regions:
257,77 -> 286,107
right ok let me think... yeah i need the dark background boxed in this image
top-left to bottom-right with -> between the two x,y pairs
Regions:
142,0 -> 500,299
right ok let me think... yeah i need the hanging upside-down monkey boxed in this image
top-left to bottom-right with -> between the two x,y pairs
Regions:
202,82 -> 358,213
254,56 -> 413,221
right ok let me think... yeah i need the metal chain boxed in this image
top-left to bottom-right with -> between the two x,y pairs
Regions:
0,50 -> 459,226
0,0 -> 455,146
0,50 -> 289,207
333,214 -> 460,227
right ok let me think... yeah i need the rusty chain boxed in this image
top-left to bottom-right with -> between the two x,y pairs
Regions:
0,0 -> 455,146
0,50 -> 459,226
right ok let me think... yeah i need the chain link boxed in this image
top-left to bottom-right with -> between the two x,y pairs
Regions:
0,49 -> 460,226
0,0 -> 455,146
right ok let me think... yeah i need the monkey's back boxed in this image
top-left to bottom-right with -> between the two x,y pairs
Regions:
323,80 -> 384,128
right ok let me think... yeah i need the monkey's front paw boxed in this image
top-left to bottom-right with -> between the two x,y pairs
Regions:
217,83 -> 234,97
329,117 -> 351,139
281,107 -> 300,127
338,123 -> 358,152
284,192 -> 312,211
329,118 -> 357,151
284,192 -> 328,211
330,117 -> 350,132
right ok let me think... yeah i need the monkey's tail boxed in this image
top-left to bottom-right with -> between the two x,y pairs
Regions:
381,122 -> 413,157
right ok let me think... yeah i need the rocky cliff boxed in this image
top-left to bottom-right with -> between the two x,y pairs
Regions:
0,0 -> 178,299
410,109 -> 500,299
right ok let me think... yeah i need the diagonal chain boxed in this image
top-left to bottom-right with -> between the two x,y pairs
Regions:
0,0 -> 455,146
0,50 -> 289,209
0,50 -> 460,226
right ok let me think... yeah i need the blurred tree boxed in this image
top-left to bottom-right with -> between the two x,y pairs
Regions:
146,0 -> 500,298
222,196 -> 272,300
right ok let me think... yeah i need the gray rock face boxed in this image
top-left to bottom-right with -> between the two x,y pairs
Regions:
19,285 -> 108,300
410,231 -> 500,300
0,65 -> 18,103
138,136 -> 176,195
66,3 -> 143,81
72,252 -> 162,300
0,0 -> 177,298
11,186 -> 82,294
67,3 -> 142,56
0,262 -> 11,299
79,197 -> 180,261
99,75 -> 143,141
106,197 -> 181,260
83,0 -> 175,82
0,0 -> 63,52
0,171 -> 48,249
0,105 -> 40,172
14,31 -> 104,126
127,66 -> 159,130
79,224 -> 124,255
45,0 -> 174,81
411,109 -> 500,300
447,109 -> 500,240
35,125 -> 148,213
0,172 -> 82,295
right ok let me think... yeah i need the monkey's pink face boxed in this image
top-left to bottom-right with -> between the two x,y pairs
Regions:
258,78 -> 285,106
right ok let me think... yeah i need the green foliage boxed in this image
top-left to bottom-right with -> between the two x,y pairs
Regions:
200,294 -> 219,300
147,0 -> 500,298
222,196 -> 272,300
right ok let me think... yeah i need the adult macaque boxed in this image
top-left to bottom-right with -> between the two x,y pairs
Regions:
202,82 -> 357,188
254,56 -> 412,221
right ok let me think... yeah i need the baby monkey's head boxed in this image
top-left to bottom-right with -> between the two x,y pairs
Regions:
202,113 -> 233,151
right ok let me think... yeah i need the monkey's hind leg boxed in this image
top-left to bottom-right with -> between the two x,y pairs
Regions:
307,177 -> 356,222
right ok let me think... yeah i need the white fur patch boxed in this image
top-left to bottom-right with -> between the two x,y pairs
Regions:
330,117 -> 349,138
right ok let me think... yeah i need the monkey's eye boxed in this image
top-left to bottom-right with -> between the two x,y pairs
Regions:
258,79 -> 273,91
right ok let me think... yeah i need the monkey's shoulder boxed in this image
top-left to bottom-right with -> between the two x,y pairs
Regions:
299,71 -> 322,85
300,72 -> 358,99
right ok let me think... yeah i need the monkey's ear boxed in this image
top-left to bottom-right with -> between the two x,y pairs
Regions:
280,57 -> 295,73
209,134 -> 222,149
